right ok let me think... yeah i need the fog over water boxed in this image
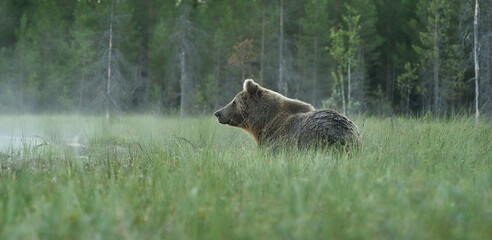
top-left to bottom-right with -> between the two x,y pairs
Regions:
0,116 -> 87,154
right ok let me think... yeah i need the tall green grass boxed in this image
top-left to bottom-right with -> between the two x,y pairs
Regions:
0,115 -> 491,239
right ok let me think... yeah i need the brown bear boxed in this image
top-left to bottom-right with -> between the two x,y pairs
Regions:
214,79 -> 360,149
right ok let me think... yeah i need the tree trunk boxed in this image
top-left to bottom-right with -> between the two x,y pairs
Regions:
214,32 -> 221,110
79,54 -> 86,112
260,5 -> 265,85
406,88 -> 410,115
433,0 -> 440,115
106,0 -> 114,120
19,44 -> 24,111
334,0 -> 340,27
348,58 -> 351,109
386,1 -> 392,98
180,50 -> 187,117
278,0 -> 287,96
147,0 -> 153,88
312,0 -> 318,106
487,34 -> 491,114
340,69 -> 346,116
474,0 -> 480,125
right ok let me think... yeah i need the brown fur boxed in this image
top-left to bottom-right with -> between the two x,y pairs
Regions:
214,79 -> 360,148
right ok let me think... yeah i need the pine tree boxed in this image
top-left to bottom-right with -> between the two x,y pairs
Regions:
349,0 -> 383,112
473,0 -> 479,125
343,6 -> 362,113
70,1 -> 98,112
329,26 -> 347,115
165,0 -> 202,117
327,5 -> 362,115
278,0 -> 287,96
13,13 -> 42,111
415,0 -> 465,115
396,62 -> 418,114
301,0 -> 329,107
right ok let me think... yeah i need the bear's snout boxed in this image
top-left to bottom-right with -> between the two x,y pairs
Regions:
214,110 -> 221,118
214,110 -> 226,124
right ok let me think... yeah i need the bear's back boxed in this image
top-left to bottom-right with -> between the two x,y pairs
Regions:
289,110 -> 360,148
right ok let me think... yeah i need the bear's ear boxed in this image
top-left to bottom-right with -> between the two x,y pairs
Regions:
243,79 -> 261,95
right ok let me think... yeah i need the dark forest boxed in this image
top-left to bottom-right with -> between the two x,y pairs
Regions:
0,0 -> 490,118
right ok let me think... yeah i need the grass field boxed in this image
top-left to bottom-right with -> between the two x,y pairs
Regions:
0,115 -> 491,239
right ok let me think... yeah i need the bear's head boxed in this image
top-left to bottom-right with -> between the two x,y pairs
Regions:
214,79 -> 272,130
214,79 -> 314,144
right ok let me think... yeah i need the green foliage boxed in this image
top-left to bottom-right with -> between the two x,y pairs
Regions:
412,0 -> 466,114
0,0 -> 486,115
149,18 -> 170,102
397,62 -> 418,91
329,27 -> 346,70
343,6 -> 362,60
327,6 -> 363,115
351,0 -> 383,64
397,62 -> 418,113
369,84 -> 393,116
0,115 -> 491,239
322,71 -> 343,111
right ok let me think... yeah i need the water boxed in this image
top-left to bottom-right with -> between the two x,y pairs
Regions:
0,116 -> 89,156
0,135 -> 84,152
0,135 -> 88,161
0,135 -> 43,152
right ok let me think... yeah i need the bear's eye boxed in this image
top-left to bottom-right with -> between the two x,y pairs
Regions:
232,100 -> 236,106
